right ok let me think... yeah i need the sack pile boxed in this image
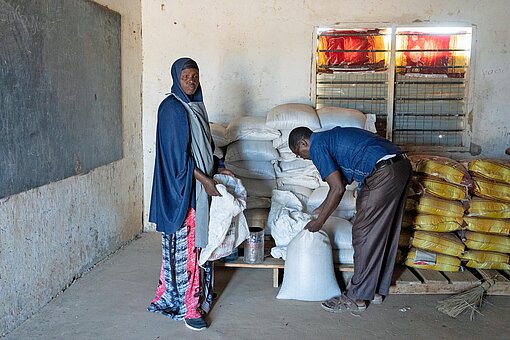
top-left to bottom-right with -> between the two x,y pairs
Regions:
460,159 -> 510,269
402,156 -> 510,271
403,156 -> 470,272
222,116 -> 280,234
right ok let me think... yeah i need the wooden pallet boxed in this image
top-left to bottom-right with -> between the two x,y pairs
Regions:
390,265 -> 510,295
216,259 -> 510,295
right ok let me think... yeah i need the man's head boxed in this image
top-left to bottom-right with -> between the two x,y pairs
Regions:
289,127 -> 312,159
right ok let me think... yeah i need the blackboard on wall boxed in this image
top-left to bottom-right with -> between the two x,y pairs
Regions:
0,0 -> 122,198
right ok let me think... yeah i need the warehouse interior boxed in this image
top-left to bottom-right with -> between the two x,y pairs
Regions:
1,0 -> 509,337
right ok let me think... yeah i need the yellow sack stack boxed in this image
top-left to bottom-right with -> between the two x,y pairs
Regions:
412,214 -> 463,232
411,231 -> 465,257
411,155 -> 474,189
405,248 -> 461,272
461,231 -> 510,254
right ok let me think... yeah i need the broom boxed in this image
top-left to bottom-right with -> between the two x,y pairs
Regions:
436,275 -> 496,320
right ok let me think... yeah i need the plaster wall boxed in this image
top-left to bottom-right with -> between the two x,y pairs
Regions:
0,0 -> 143,335
142,0 -> 510,230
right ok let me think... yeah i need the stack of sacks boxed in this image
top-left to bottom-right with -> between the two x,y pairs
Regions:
209,122 -> 231,160
404,156 -> 470,272
459,159 -> 510,269
224,116 -> 280,233
266,104 -> 323,204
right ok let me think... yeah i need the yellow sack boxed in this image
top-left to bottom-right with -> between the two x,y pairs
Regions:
462,231 -> 510,253
413,214 -> 464,232
411,155 -> 473,188
414,195 -> 465,218
467,198 -> 510,219
461,250 -> 509,263
473,177 -> 510,203
412,231 -> 465,257
464,260 -> 510,270
463,216 -> 510,235
468,159 -> 510,184
405,248 -> 460,272
418,176 -> 468,201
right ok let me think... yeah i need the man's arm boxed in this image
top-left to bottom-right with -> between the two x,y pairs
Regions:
305,170 -> 346,232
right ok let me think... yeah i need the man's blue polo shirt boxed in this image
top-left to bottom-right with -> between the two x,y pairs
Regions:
309,127 -> 402,186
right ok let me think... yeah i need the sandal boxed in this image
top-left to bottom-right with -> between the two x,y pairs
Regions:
321,294 -> 366,313
371,294 -> 384,305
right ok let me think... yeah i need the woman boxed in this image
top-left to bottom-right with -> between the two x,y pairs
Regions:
147,57 -> 228,331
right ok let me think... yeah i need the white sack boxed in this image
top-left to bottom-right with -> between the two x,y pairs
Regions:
226,116 -> 280,141
276,184 -> 313,206
277,176 -> 321,190
332,248 -> 355,264
316,107 -> 366,131
225,140 -> 279,162
213,146 -> 224,159
238,177 -> 277,198
321,216 -> 353,249
307,187 -> 357,215
278,158 -> 315,172
246,196 -> 272,209
272,129 -> 292,149
266,103 -> 321,130
268,190 -> 310,251
210,123 -> 231,147
199,175 -> 249,265
225,160 -> 276,179
277,230 -> 341,301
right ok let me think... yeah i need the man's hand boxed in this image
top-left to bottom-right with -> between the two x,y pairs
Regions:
304,219 -> 323,232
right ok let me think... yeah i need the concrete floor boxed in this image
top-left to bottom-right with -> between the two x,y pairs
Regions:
4,232 -> 510,340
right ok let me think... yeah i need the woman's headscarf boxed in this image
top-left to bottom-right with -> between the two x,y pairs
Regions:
170,57 -> 203,103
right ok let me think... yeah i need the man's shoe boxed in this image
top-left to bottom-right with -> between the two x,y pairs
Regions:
184,317 -> 208,331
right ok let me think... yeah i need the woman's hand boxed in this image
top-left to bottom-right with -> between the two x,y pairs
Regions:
203,177 -> 222,196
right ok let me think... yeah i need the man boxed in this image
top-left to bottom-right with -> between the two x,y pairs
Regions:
289,126 -> 412,312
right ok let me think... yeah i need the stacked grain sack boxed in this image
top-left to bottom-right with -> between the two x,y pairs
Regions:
404,156 -> 471,271
223,116 -> 280,234
460,159 -> 510,270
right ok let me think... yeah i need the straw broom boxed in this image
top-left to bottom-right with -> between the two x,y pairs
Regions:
436,276 -> 496,320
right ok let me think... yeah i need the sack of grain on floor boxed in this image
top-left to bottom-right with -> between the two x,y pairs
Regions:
277,229 -> 341,301
461,250 -> 510,270
405,248 -> 461,272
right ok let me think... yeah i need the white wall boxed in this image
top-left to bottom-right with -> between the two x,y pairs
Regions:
142,0 -> 510,229
0,0 -> 143,335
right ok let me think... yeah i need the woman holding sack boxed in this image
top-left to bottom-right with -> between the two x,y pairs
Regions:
147,57 -> 231,331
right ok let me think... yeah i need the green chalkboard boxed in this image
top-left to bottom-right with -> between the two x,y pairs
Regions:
0,0 -> 122,198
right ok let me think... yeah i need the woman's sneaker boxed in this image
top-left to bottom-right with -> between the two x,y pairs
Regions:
184,317 -> 208,331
